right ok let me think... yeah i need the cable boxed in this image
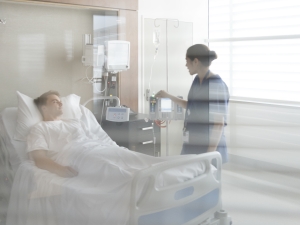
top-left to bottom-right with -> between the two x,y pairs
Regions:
93,76 -> 107,93
154,120 -> 165,128
100,97 -> 105,125
84,66 -> 107,93
85,66 -> 94,83
99,76 -> 108,124
148,28 -> 160,94
154,119 -> 171,128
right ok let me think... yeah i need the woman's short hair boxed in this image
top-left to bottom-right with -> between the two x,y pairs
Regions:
186,44 -> 217,67
34,90 -> 60,114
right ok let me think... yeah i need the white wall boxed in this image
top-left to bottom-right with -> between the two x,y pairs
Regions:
227,101 -> 300,169
138,0 -> 208,42
138,0 -> 209,113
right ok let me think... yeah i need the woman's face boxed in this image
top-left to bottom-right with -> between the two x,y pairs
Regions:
185,57 -> 198,75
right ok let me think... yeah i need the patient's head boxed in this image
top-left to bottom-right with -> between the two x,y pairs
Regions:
34,91 -> 63,121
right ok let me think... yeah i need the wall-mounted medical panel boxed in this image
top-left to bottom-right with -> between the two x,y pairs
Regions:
89,9 -> 139,115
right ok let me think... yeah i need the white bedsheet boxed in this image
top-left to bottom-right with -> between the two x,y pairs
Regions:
4,106 -> 208,225
7,140 -> 206,225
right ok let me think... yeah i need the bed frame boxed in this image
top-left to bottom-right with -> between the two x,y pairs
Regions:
1,107 -> 231,225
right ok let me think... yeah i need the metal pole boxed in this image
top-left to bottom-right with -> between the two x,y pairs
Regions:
166,19 -> 169,156
154,18 -> 179,157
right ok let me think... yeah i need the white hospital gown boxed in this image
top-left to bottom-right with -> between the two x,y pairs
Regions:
27,119 -> 115,161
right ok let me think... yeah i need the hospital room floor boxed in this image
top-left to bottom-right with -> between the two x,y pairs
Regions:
221,163 -> 300,225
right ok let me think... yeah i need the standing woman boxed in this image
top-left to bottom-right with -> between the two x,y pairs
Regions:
155,44 -> 229,163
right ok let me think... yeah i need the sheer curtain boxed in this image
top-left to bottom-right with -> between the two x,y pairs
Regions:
207,0 -> 300,102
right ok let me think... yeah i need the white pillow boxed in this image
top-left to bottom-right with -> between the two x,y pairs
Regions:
14,91 -> 82,141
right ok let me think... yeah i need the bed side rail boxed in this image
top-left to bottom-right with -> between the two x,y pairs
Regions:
130,152 -> 222,225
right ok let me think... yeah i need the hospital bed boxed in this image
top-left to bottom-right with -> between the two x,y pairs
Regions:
0,105 -> 231,225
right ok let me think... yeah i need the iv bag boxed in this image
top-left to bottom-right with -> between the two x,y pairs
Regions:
153,28 -> 160,47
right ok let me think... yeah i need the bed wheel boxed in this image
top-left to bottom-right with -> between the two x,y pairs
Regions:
214,209 -> 232,225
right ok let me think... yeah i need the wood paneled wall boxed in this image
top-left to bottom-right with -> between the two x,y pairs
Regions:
7,0 -> 139,112
25,0 -> 138,10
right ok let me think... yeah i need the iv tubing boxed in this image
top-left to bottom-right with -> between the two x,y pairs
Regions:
148,49 -> 159,92
83,95 -> 120,107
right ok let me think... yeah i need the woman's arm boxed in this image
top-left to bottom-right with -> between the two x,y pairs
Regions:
207,78 -> 229,152
30,150 -> 78,178
155,90 -> 188,109
207,114 -> 224,152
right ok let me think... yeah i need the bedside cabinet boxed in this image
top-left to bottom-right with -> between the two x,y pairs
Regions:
101,114 -> 161,156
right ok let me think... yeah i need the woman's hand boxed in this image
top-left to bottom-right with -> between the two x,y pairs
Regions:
155,90 -> 169,98
155,90 -> 188,109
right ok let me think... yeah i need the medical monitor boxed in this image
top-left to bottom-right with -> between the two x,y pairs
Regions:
105,40 -> 130,73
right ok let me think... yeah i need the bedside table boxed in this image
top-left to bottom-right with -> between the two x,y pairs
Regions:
101,114 -> 161,156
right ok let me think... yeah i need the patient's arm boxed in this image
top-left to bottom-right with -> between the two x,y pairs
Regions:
30,150 -> 78,178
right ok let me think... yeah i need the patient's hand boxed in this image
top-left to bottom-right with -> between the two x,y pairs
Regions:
30,150 -> 78,178
61,166 -> 78,178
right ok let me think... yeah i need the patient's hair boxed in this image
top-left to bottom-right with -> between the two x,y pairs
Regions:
34,90 -> 60,114
186,44 -> 217,67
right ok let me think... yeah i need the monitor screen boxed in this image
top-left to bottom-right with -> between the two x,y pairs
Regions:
161,98 -> 172,112
108,107 -> 127,113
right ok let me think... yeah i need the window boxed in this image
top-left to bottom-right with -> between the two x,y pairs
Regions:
208,0 -> 300,102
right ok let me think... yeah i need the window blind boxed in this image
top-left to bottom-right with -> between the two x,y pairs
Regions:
208,0 -> 300,102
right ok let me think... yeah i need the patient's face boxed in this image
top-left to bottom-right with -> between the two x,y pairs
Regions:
43,95 -> 63,118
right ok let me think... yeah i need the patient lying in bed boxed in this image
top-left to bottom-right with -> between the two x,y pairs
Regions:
28,90 -> 164,178
23,91 -> 171,224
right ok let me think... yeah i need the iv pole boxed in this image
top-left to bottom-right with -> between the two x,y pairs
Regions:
154,18 -> 179,156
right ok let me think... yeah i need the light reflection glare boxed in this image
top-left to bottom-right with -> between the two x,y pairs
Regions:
64,30 -> 73,62
209,1 -> 300,102
19,34 -> 45,75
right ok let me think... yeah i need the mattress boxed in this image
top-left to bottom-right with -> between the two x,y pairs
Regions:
3,106 -> 216,225
0,107 -> 27,173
